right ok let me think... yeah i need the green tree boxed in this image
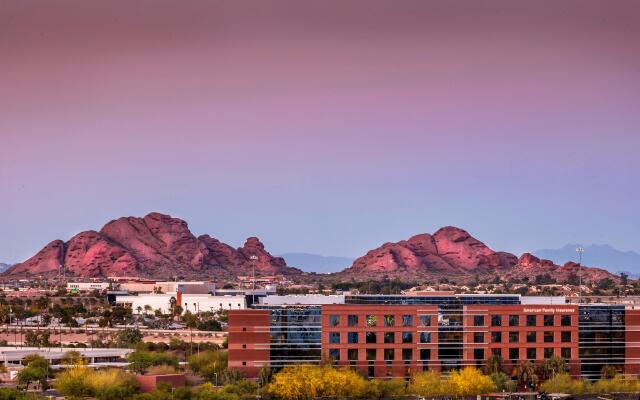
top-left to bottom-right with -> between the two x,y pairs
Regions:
539,355 -> 569,380
258,366 -> 273,387
491,372 -> 516,392
128,350 -> 179,374
17,354 -> 51,391
485,353 -> 504,374
188,350 -> 228,383
117,327 -> 144,347
61,350 -> 83,366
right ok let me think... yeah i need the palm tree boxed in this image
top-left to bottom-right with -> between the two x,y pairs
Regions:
135,306 -> 143,327
485,353 -> 504,375
539,355 -> 568,380
517,361 -> 538,390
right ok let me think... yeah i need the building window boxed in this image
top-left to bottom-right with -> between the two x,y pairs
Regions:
474,348 -> 484,360
492,348 -> 501,357
329,315 -> 340,327
491,332 -> 502,343
366,349 -> 376,361
561,347 -> 571,359
561,331 -> 571,343
329,332 -> 340,344
348,332 -> 359,344
402,348 -> 413,361
402,332 -> 413,343
420,332 -> 431,343
509,348 -> 519,361
348,315 -> 359,327
526,348 -> 536,360
402,315 -> 413,327
384,349 -> 395,361
384,315 -> 395,327
544,348 -> 554,358
366,331 -> 377,344
561,315 -> 571,326
366,315 -> 377,327
242,344 -> 247,349
509,331 -> 519,344
348,349 -> 358,361
420,315 -> 431,326
491,315 -> 502,327
526,315 -> 536,326
329,349 -> 340,361
544,315 -> 554,326
509,315 -> 520,326
384,332 -> 395,344
474,332 -> 484,343
242,361 -> 246,366
526,331 -> 536,343
420,349 -> 431,360
544,331 -> 554,343
473,315 -> 485,327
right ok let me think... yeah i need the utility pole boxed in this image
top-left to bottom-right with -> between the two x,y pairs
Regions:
576,247 -> 584,301
250,255 -> 258,306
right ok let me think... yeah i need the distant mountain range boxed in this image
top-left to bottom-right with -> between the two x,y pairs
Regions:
0,264 -> 12,273
534,244 -> 640,276
278,253 -> 354,273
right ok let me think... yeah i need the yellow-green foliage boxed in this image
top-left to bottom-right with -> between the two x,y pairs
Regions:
541,373 -> 640,395
55,367 -> 139,400
408,370 -> 448,398
366,378 -> 407,398
266,365 -> 368,400
409,368 -> 495,398
448,367 -> 496,397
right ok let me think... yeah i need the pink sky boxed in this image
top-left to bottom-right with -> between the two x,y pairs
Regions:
1,0 -> 639,262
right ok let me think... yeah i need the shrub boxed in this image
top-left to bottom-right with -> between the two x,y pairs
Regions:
267,365 -> 368,400
408,370 -> 447,398
128,350 -> 179,374
449,367 -> 496,397
55,367 -> 139,400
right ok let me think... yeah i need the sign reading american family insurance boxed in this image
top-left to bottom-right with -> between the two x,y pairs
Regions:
523,308 -> 576,313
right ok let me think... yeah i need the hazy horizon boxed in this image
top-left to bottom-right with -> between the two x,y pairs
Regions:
2,0 -> 639,263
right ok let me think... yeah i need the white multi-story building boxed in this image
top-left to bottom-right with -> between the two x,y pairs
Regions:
115,292 -> 246,315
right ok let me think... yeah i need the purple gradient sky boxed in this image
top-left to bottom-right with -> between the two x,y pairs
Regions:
1,0 -> 639,263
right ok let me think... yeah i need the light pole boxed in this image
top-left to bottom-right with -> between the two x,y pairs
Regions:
249,255 -> 258,306
576,246 -> 584,300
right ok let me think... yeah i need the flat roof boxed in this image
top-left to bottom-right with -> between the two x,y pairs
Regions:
0,347 -> 133,362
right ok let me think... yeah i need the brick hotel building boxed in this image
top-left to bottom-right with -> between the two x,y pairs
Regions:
228,294 -> 640,380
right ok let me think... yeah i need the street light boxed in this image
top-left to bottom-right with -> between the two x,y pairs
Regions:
576,247 -> 585,300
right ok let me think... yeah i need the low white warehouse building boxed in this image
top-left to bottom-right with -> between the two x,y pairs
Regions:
115,292 -> 246,314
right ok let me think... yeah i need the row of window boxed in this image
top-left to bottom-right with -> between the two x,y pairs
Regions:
328,313 -> 573,328
328,348 -> 429,362
475,331 -> 572,344
329,331 -> 432,344
329,314 -> 432,328
329,330 -> 572,344
485,314 -> 572,327
327,347 -> 572,362
490,347 -> 572,360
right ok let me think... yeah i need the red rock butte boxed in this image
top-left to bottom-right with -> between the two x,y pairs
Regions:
3,214 -> 615,283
